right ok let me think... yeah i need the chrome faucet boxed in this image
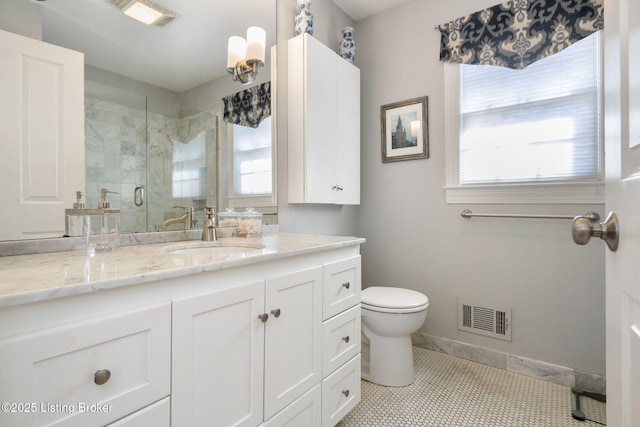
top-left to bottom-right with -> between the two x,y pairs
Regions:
202,206 -> 217,241
163,205 -> 195,229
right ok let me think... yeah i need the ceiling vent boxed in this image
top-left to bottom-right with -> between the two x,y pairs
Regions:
106,0 -> 179,27
458,299 -> 512,341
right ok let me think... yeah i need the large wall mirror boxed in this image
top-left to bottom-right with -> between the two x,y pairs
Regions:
0,0 -> 276,240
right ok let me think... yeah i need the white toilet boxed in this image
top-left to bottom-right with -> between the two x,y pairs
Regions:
361,286 -> 429,387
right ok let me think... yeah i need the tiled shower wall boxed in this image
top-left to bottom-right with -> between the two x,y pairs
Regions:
84,93 -> 217,233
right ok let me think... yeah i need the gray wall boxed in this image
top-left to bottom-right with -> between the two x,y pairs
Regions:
354,0 -> 605,375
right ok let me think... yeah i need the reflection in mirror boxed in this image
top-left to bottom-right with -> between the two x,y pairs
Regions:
0,0 -> 276,240
84,79 -> 217,233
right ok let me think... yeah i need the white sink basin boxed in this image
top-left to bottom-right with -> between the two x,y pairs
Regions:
161,241 -> 266,257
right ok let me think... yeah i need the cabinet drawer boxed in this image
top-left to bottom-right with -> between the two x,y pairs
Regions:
0,303 -> 171,427
323,256 -> 361,320
107,397 -> 170,427
321,355 -> 361,427
322,305 -> 360,377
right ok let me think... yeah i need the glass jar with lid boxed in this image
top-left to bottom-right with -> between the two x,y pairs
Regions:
217,208 -> 239,228
238,208 -> 262,237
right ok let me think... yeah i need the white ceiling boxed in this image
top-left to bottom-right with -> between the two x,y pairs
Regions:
332,0 -> 412,21
37,0 -> 276,93
34,0 -> 402,93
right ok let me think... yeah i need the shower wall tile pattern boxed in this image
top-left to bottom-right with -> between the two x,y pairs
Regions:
85,96 -> 148,232
85,96 -> 216,233
338,347 -> 605,427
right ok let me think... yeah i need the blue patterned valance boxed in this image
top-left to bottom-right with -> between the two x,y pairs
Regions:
223,81 -> 271,128
437,0 -> 604,70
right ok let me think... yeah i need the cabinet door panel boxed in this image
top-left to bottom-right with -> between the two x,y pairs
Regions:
336,58 -> 360,205
264,266 -> 322,419
172,281 -> 265,427
261,384 -> 321,427
0,303 -> 170,427
107,398 -> 169,427
305,36 -> 338,203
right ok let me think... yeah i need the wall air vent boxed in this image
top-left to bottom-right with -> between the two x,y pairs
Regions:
457,299 -> 512,341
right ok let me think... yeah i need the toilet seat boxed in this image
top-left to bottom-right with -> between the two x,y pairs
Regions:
361,287 -> 429,314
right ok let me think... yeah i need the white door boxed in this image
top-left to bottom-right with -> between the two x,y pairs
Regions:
604,0 -> 640,425
0,29 -> 85,240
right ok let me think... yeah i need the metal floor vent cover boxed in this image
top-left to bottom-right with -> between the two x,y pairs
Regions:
458,299 -> 512,341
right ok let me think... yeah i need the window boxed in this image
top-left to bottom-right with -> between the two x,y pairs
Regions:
444,33 -> 604,204
172,131 -> 205,199
227,116 -> 276,209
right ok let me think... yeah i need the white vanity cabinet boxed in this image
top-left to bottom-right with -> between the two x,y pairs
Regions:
0,239 -> 362,427
288,34 -> 361,205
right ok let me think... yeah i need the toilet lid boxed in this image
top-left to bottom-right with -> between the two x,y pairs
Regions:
361,287 -> 428,310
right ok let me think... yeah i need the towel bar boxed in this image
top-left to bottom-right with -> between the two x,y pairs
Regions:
460,209 -> 600,221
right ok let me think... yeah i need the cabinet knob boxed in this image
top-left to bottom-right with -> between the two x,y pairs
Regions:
332,185 -> 344,191
270,308 -> 281,318
342,282 -> 350,289
342,389 -> 350,398
342,336 -> 350,343
258,313 -> 269,323
94,369 -> 111,386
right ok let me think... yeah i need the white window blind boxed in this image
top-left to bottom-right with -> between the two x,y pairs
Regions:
459,33 -> 602,185
232,116 -> 273,196
172,131 -> 205,198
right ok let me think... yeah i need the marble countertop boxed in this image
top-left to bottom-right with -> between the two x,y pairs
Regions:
0,233 -> 365,309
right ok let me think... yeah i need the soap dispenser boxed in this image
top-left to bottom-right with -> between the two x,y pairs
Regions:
64,191 -> 86,237
85,188 -> 120,254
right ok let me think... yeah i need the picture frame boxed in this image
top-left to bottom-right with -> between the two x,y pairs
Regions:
381,96 -> 429,162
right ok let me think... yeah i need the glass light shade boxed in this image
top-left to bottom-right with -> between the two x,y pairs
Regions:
246,26 -> 266,62
123,2 -> 163,25
227,36 -> 247,68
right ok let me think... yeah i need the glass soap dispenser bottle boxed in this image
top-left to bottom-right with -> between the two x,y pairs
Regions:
85,188 -> 120,254
64,191 -> 86,237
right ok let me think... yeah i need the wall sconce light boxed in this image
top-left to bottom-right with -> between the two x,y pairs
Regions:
227,26 -> 266,85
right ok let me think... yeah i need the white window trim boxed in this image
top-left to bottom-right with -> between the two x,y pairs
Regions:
443,61 -> 605,205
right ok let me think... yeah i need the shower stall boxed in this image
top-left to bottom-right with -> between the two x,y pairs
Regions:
84,80 -> 217,233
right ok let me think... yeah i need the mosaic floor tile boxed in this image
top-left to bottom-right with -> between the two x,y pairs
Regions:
338,347 -> 605,427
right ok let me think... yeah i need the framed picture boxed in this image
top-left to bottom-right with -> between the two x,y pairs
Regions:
381,96 -> 429,162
